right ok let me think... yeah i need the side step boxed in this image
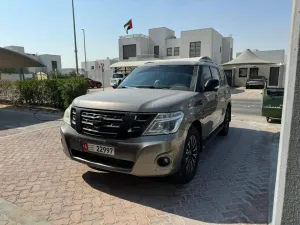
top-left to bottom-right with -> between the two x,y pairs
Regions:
202,124 -> 224,149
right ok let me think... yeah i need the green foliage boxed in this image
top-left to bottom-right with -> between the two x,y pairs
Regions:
0,77 -> 89,109
0,80 -> 19,103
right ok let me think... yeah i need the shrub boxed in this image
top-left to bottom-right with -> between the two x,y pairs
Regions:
0,77 -> 89,109
0,80 -> 19,103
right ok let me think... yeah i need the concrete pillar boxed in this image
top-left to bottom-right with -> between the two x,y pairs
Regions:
272,0 -> 300,224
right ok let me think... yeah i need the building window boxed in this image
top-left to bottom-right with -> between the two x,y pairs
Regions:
230,48 -> 233,60
123,44 -> 136,59
174,47 -> 180,56
167,48 -> 172,56
189,41 -> 201,57
249,67 -> 259,77
51,61 -> 57,71
239,68 -> 248,77
91,66 -> 94,70
154,46 -> 159,57
220,47 -> 222,53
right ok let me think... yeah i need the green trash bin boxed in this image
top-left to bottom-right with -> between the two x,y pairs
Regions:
261,83 -> 284,123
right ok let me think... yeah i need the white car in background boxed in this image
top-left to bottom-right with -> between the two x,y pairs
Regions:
110,73 -> 126,88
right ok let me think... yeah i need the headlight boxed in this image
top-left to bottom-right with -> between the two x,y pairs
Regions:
143,111 -> 184,136
63,105 -> 71,125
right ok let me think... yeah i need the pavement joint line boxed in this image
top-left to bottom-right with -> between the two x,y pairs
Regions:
0,124 -> 61,139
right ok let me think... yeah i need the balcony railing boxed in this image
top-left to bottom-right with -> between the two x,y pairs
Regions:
119,34 -> 149,39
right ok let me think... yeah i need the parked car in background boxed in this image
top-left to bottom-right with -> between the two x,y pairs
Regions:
88,79 -> 102,88
246,76 -> 265,89
61,57 -> 231,184
110,73 -> 126,88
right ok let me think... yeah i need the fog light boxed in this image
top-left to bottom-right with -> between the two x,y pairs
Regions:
157,157 -> 171,167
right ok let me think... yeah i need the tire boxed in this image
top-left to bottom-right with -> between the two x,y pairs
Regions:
97,83 -> 101,88
172,126 -> 201,184
219,106 -> 230,136
267,117 -> 272,123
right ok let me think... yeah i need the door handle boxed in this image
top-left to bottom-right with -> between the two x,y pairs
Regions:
194,100 -> 203,106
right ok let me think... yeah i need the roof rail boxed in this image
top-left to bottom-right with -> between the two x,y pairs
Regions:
199,56 -> 213,63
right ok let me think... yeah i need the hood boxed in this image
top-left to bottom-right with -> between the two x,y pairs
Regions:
73,88 -> 198,112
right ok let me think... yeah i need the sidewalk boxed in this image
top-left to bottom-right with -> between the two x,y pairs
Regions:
0,198 -> 49,225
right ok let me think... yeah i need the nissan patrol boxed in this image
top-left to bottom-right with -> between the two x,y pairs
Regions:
60,57 -> 231,183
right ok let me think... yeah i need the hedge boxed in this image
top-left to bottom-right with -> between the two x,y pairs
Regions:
0,77 -> 89,109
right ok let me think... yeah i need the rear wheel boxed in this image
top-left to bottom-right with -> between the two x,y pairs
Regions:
219,107 -> 230,136
172,126 -> 201,184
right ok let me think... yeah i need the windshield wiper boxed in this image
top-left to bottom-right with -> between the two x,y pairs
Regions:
133,85 -> 169,89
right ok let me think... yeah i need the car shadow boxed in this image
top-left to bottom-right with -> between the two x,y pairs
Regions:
82,127 -> 278,224
0,105 -> 61,131
230,88 -> 245,94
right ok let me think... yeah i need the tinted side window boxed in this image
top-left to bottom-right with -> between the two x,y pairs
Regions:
218,68 -> 227,85
210,67 -> 223,86
202,66 -> 213,87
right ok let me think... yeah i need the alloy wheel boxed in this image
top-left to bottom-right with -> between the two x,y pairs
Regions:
185,135 -> 198,175
224,109 -> 230,133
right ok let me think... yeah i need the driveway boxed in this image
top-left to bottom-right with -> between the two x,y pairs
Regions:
0,104 -> 280,225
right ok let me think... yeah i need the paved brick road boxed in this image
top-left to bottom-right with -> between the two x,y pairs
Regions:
0,112 -> 280,225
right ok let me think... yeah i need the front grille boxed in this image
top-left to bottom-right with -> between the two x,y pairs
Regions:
71,108 -> 76,128
77,108 -> 156,139
71,149 -> 134,170
80,111 -> 126,138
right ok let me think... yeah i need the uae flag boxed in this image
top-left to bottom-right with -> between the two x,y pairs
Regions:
124,19 -> 133,34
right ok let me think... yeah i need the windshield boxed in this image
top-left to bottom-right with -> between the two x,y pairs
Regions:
118,65 -> 198,91
112,74 -> 123,78
249,76 -> 265,80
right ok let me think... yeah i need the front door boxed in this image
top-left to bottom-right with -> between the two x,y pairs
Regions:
224,69 -> 233,86
196,66 -> 217,139
269,67 -> 280,86
210,66 -> 224,129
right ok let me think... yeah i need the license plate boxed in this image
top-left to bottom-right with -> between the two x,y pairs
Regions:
83,143 -> 115,156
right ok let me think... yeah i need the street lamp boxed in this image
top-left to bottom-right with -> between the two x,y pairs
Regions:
82,29 -> 87,76
71,0 -> 79,74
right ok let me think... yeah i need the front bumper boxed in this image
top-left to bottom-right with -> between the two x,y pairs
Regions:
60,123 -> 187,176
110,82 -> 117,87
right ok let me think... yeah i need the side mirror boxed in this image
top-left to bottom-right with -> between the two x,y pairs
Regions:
205,79 -> 219,92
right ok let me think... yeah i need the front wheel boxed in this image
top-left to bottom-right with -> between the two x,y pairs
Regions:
172,126 -> 201,184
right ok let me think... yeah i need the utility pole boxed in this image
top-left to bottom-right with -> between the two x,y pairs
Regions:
72,0 -> 79,74
82,29 -> 87,76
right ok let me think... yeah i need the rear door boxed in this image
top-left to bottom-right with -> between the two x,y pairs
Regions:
209,66 -> 224,128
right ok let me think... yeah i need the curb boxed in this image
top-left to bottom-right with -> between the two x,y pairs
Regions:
0,198 -> 49,225
268,132 -> 280,224
0,104 -> 63,116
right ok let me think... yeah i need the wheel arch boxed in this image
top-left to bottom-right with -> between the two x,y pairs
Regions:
190,120 -> 202,141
